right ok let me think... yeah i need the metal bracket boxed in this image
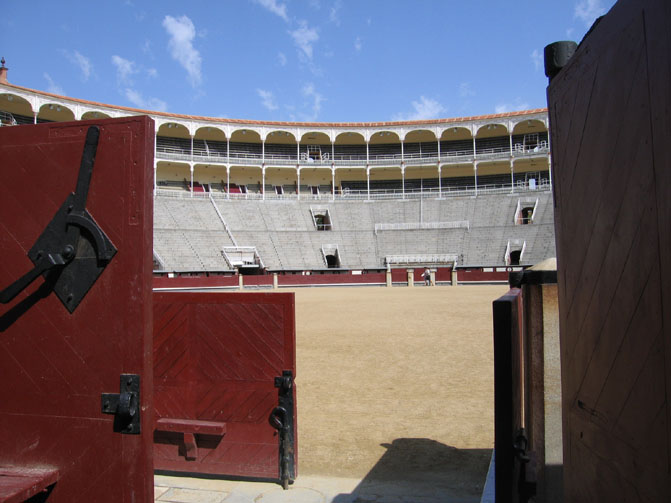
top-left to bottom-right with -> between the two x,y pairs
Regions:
269,370 -> 295,490
101,374 -> 141,435
513,428 -> 537,502
0,126 -> 117,313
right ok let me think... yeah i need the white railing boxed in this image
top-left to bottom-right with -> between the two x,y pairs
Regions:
155,179 -> 551,202
156,145 -> 550,167
374,221 -> 470,234
208,194 -> 238,247
222,246 -> 265,269
385,254 -> 459,266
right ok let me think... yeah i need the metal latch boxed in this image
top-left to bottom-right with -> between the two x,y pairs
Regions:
513,428 -> 537,502
269,370 -> 295,490
101,374 -> 140,434
0,125 -> 117,313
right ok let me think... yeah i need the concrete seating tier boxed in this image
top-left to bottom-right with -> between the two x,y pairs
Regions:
153,191 -> 556,272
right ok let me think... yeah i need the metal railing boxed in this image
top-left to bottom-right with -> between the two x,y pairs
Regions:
156,145 -> 550,167
154,178 -> 551,201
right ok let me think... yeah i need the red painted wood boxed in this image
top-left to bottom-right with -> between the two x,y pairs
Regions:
0,118 -> 155,501
457,269 -> 509,282
153,275 -> 239,290
278,272 -> 385,286
153,291 -> 296,481
493,288 -> 525,502
156,418 -> 227,435
0,467 -> 59,503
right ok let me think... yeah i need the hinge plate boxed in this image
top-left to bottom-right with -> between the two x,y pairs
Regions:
101,374 -> 141,435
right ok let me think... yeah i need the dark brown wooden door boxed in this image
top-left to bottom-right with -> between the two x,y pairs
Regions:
547,0 -> 671,500
0,117 -> 155,502
153,291 -> 297,484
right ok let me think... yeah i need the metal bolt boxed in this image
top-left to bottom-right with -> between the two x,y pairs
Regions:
62,244 -> 75,260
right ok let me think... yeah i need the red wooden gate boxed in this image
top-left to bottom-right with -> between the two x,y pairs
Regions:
0,117 -> 155,502
153,291 -> 297,486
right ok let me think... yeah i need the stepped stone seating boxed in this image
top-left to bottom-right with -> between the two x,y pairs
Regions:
152,191 -> 556,272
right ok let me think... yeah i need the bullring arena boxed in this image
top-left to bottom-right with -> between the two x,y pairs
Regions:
0,64 -> 553,502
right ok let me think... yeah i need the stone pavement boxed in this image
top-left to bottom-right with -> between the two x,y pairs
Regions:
154,473 -> 484,503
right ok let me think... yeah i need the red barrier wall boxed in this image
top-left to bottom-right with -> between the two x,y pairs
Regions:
278,272 -> 386,286
153,275 -> 239,289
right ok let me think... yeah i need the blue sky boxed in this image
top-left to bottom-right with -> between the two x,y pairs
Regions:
2,0 -> 615,122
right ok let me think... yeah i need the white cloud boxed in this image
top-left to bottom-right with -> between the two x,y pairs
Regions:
61,50 -> 92,81
257,88 -> 278,111
290,20 -> 319,60
124,88 -> 167,112
393,96 -> 445,121
112,55 -> 137,86
73,51 -> 93,81
574,0 -> 608,27
495,100 -> 530,114
459,82 -> 475,98
277,52 -> 287,66
162,15 -> 202,87
147,68 -> 158,78
329,0 -> 343,25
43,73 -> 64,95
354,36 -> 362,52
302,83 -> 324,121
252,0 -> 289,22
531,49 -> 543,72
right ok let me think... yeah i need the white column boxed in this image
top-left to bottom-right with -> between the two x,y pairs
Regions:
510,159 -> 515,193
190,135 -> 194,162
226,165 -> 230,199
366,141 -> 369,164
226,138 -> 230,162
401,165 -> 405,199
474,161 -> 478,197
438,164 -> 442,198
33,111 -> 38,124
262,139 -> 265,164
297,167 -> 301,200
153,162 -> 157,195
331,167 -> 336,201
401,140 -> 404,163
472,135 -> 477,159
366,166 -> 370,200
509,132 -> 513,156
262,166 -> 266,200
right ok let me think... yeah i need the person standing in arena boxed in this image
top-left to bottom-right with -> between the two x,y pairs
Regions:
422,267 -> 431,286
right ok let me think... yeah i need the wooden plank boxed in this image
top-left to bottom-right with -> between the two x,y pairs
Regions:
153,291 -> 297,481
0,117 -> 155,501
644,2 -> 671,496
0,468 -> 59,503
548,0 -> 671,499
156,418 -> 227,436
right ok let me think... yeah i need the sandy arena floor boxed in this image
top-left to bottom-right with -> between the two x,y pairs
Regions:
288,284 -> 508,499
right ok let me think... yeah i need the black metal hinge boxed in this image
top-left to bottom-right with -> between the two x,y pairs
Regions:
0,126 -> 117,313
269,370 -> 295,490
101,374 -> 141,435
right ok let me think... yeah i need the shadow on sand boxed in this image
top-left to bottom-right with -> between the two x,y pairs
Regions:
333,438 -> 490,503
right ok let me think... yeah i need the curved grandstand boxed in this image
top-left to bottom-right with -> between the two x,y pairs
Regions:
0,64 -> 555,281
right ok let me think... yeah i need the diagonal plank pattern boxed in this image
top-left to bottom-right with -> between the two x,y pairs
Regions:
153,291 -> 296,480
